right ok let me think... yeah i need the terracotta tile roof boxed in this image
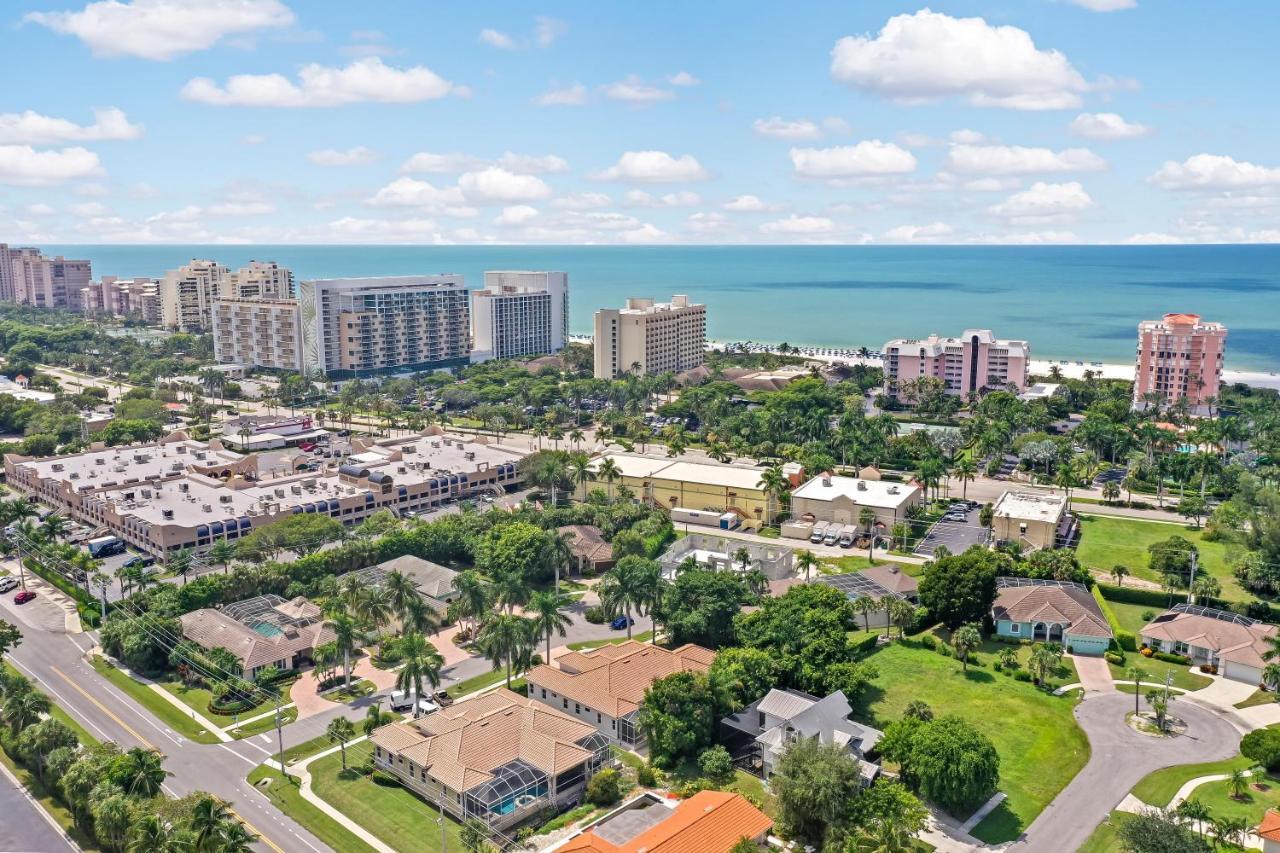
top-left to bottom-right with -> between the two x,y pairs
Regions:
370,688 -> 599,794
991,583 -> 1112,639
558,525 -> 615,565
179,608 -> 333,671
858,564 -> 919,597
558,791 -> 772,853
1258,809 -> 1280,841
526,642 -> 714,718
1141,609 -> 1278,669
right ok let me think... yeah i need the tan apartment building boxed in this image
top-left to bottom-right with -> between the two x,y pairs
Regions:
79,276 -> 161,321
471,270 -> 568,362
2,245 -> 91,309
226,260 -> 293,300
211,297 -> 304,372
372,689 -> 611,831
593,295 -> 706,379
526,640 -> 715,745
298,275 -> 471,379
160,259 -> 228,332
883,329 -> 1030,398
1133,313 -> 1227,412
991,490 -> 1071,550
4,431 -> 524,558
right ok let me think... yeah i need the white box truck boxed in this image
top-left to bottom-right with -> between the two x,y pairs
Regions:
838,524 -> 856,548
809,521 -> 829,544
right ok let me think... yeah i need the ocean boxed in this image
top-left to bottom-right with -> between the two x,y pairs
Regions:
42,244 -> 1280,371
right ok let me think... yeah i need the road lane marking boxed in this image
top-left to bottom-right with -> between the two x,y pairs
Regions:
50,665 -> 155,750
7,657 -> 113,742
228,806 -> 285,853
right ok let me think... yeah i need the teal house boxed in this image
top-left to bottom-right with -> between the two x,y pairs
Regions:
991,578 -> 1112,656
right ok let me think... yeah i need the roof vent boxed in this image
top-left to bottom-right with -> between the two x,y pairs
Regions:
857,481 -> 867,491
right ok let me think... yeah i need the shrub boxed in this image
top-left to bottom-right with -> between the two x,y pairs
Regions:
1199,664 -> 1218,674
992,662 -> 1002,673
584,606 -> 607,625
936,644 -> 953,658
1140,647 -> 1154,658
1153,651 -> 1191,665
371,770 -> 400,787
636,762 -> 658,788
1242,728 -> 1280,771
1141,610 -> 1155,621
1114,630 -> 1137,653
918,634 -> 937,651
698,745 -> 734,785
1013,671 -> 1033,682
849,632 -> 880,659
1104,651 -> 1125,666
586,768 -> 623,806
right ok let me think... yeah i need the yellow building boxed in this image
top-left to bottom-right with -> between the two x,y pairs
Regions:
580,453 -> 778,530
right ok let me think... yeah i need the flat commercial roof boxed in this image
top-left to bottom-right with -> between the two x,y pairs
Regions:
993,490 -> 1068,523
589,453 -> 769,491
791,475 -> 919,510
15,439 -> 243,485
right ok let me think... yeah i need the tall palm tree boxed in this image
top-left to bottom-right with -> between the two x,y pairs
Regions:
325,612 -> 367,689
190,795 -> 234,853
400,595 -> 439,637
395,633 -> 444,717
127,813 -> 181,853
493,570 -> 532,615
477,614 -> 535,689
3,688 -> 49,733
596,457 -> 621,502
951,624 -> 981,672
952,458 -> 977,500
212,819 -> 258,853
528,590 -> 573,663
327,716 -> 356,771
544,530 -> 574,594
117,747 -> 169,797
382,570 -> 420,626
206,539 -> 237,575
796,550 -> 819,583
852,596 -> 877,634
599,557 -> 651,641
449,571 -> 492,639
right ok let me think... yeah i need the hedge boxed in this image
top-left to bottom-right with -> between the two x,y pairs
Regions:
1095,583 -> 1173,610
850,632 -> 880,659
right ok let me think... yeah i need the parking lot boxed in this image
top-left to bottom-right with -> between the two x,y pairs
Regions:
912,504 -> 990,557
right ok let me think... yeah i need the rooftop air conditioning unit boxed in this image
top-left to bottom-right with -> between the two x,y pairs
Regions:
219,494 -> 233,503
397,467 -> 406,474
69,473 -> 79,480
52,463 -> 63,472
179,483 -> 189,492
274,488 -> 285,498
888,486 -> 900,494
162,509 -> 174,520
95,458 -> 105,465
857,481 -> 867,491
291,485 -> 302,495
201,504 -> 212,512
141,489 -> 152,499
124,492 -> 135,501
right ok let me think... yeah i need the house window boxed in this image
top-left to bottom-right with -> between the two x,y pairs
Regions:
1175,641 -> 1189,655
597,713 -> 601,724
563,698 -> 568,710
1010,624 -> 1021,635
541,688 -> 546,699
575,703 -> 581,714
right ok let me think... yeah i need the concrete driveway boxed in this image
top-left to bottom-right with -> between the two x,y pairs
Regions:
1009,693 -> 1240,851
1071,654 -> 1116,695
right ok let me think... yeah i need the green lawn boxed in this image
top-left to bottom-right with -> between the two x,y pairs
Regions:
444,667 -> 510,698
821,555 -> 922,576
1132,755 -> 1255,807
1188,774 -> 1280,825
89,656 -> 222,744
567,630 -> 655,651
929,629 -> 1079,691
1237,689 -> 1279,710
1103,596 -> 1161,636
1077,811 -> 1137,853
1076,514 -> 1244,601
161,681 -> 280,722
227,706 -> 298,739
851,639 -> 1089,843
1108,656 -> 1214,692
309,743 -> 467,853
325,679 -> 376,703
246,764 -> 377,853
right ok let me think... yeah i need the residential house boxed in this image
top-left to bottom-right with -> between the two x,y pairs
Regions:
557,525 -> 615,575
371,689 -> 611,831
1257,810 -> 1280,853
1140,604 -> 1277,685
991,578 -> 1112,655
554,790 -> 772,853
721,688 -> 882,782
178,594 -> 333,680
525,641 -> 715,745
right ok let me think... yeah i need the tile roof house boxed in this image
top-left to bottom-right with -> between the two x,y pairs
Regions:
1257,809 -> 1280,852
555,790 -> 773,853
179,602 -> 333,679
1141,604 -> 1278,685
371,688 -> 611,831
721,688 -> 882,780
991,578 -> 1112,655
526,641 -> 715,745
557,524 -> 616,575
858,564 -> 919,599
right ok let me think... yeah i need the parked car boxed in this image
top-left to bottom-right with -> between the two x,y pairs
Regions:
433,690 -> 454,707
122,555 -> 156,569
610,615 -> 634,630
298,442 -> 317,452
0,577 -> 19,593
14,591 -> 36,605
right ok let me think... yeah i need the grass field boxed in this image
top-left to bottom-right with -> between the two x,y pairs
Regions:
1107,656 -> 1214,692
822,555 -> 922,576
1236,689 -> 1278,710
850,638 -> 1089,843
1077,811 -> 1136,853
226,705 -> 298,739
246,764 -> 377,853
161,681 -> 279,722
1188,774 -> 1280,825
1102,596 -> 1162,636
1131,755 -> 1255,807
89,656 -> 222,744
1076,514 -> 1244,601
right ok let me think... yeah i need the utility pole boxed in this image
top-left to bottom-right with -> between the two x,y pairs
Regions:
274,695 -> 287,780
436,783 -> 447,853
1186,551 -> 1199,604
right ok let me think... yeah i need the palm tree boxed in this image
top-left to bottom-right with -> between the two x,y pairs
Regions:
117,747 -> 169,797
327,716 -> 356,771
1228,768 -> 1249,800
363,704 -> 394,737
460,818 -> 491,853
325,612 -> 367,689
477,614 -> 535,689
859,507 -> 879,561
952,457 -> 977,500
1126,667 -> 1146,715
528,590 -> 573,663
951,624 -> 981,672
168,547 -> 195,585
449,571 -> 492,639
732,546 -> 751,573
1110,565 -> 1129,587
544,530 -> 574,594
1028,646 -> 1060,687
796,550 -> 819,582
213,819 -> 258,853
493,570 -> 532,615
190,795 -> 234,853
382,570 -> 420,626
599,557 -> 651,640
756,464 -> 790,518
39,512 -> 69,542
596,457 -> 621,502
887,597 -> 916,640
400,595 -> 439,637
3,688 -> 49,733
395,633 -> 444,717
127,813 -> 181,853
207,539 -> 237,575
852,596 -> 878,634
1101,481 -> 1121,504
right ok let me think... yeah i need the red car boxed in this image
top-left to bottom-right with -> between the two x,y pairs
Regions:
298,442 -> 317,452
14,590 -> 36,605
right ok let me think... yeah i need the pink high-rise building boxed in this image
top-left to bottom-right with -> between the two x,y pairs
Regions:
1133,313 -> 1227,409
883,329 -> 1030,398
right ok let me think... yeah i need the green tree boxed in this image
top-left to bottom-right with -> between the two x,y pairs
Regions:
708,647 -> 779,710
888,715 -> 999,816
950,624 -> 981,673
327,716 -> 356,771
917,547 -> 1004,629
638,671 -> 719,768
585,767 -> 624,806
395,633 -> 443,717
477,614 -> 535,689
114,747 -> 169,797
599,555 -> 655,640
852,779 -> 929,853
657,568 -> 749,649
772,736 -> 865,848
528,590 -> 573,663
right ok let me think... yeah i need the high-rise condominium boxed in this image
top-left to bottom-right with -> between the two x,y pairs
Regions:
160,259 -> 294,331
0,244 -> 91,309
592,295 -> 706,380
1133,313 -> 1227,410
882,329 -> 1030,397
211,298 -> 305,372
298,275 -> 472,379
471,270 -> 568,362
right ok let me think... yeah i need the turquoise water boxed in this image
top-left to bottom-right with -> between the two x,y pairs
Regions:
44,244 -> 1280,370
250,622 -> 283,638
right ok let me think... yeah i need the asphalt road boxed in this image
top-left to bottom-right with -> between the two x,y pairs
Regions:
0,760 -> 76,853
1009,693 -> 1241,851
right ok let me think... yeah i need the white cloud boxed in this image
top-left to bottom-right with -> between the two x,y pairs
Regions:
619,223 -> 670,244
1065,0 -> 1136,11
68,201 -> 107,217
182,58 -> 461,107
25,0 -> 294,60
367,177 -> 468,209
623,190 -> 701,208
0,145 -> 103,186
457,167 -> 552,203
1149,154 -> 1280,191
723,195 -> 781,212
207,201 -> 275,216
963,177 -> 1022,192
324,216 -> 447,243
479,28 -> 518,50
26,203 -> 56,216
687,212 -> 730,233
950,129 -> 987,144
557,211 -> 642,231
945,143 -> 1107,174
534,83 -> 587,106
496,152 -> 569,174
989,181 -> 1094,222
883,222 -> 954,241
534,17 -> 567,47
667,71 -> 700,87
969,230 -> 1081,244
400,152 -> 485,174
899,133 -> 941,148
494,205 -> 539,226
593,151 -> 709,183
307,146 -> 378,167
1124,232 -> 1183,245
601,76 -> 675,103
790,141 -> 917,178
760,215 -> 835,235
551,192 -> 612,210
1070,112 -> 1150,139
753,117 -> 822,141
0,107 -> 142,145
822,117 -> 852,135
831,10 -> 1089,110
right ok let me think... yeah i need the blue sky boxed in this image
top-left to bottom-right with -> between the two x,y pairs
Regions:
1,0 -> 1278,245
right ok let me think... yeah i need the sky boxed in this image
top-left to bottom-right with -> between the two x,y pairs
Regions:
1,0 -> 1279,246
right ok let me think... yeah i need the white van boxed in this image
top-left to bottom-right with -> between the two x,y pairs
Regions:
823,525 -> 841,546
809,521 -> 829,544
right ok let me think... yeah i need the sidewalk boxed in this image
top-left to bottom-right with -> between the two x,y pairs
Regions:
110,659 -> 232,744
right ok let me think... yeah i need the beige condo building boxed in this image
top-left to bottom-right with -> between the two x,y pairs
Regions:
1,244 -> 91,309
161,260 -> 294,332
211,298 -> 304,372
592,295 -> 706,379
